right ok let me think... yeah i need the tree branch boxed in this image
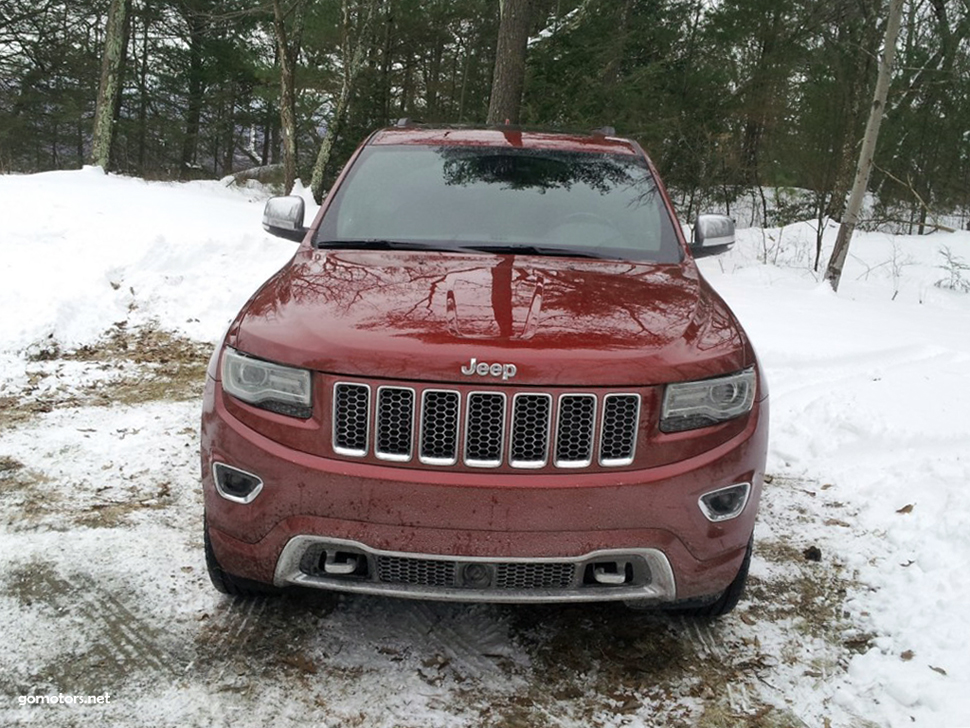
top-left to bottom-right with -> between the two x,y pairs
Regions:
874,163 -> 956,233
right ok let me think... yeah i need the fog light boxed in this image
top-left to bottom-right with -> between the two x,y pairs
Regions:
212,463 -> 264,504
698,482 -> 751,522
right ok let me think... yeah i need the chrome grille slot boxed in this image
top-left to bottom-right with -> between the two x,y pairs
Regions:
555,394 -> 597,467
510,393 -> 552,468
600,394 -> 640,466
376,386 -> 415,461
495,562 -> 575,589
420,390 -> 461,465
333,383 -> 370,456
464,392 -> 506,467
377,556 -> 457,587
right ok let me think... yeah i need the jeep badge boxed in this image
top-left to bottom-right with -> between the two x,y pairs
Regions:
460,357 -> 517,380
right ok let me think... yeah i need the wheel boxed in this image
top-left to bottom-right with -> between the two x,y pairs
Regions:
204,517 -> 280,597
666,536 -> 753,618
626,537 -> 753,617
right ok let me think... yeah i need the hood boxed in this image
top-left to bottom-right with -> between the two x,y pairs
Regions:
228,249 -> 748,386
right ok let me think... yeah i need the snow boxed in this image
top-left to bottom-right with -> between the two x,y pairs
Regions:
2,168 -> 970,727
701,228 -> 970,727
0,167 -> 312,355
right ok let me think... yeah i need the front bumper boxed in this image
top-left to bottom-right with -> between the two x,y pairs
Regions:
274,536 -> 676,603
202,376 -> 768,604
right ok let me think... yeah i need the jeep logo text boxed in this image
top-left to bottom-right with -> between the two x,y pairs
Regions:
460,358 -> 517,380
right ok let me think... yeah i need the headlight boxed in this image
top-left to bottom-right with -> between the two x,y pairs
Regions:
221,347 -> 312,419
660,368 -> 756,433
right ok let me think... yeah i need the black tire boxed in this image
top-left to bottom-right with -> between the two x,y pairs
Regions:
665,536 -> 753,618
204,518 -> 281,597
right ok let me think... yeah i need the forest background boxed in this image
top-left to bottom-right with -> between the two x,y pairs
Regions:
2,0 -> 968,242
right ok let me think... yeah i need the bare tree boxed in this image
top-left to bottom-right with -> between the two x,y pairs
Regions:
273,0 -> 308,194
824,0 -> 905,292
177,1 -> 209,175
91,0 -> 131,170
309,0 -> 378,204
486,0 -> 532,125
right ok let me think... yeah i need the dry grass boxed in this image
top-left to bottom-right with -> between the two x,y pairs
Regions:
3,324 -> 211,432
0,456 -> 61,528
63,323 -> 211,406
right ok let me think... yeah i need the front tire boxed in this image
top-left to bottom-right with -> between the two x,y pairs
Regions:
667,537 -> 753,618
204,518 -> 280,597
626,537 -> 753,617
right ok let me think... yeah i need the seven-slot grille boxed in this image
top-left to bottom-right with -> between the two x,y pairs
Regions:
333,382 -> 640,468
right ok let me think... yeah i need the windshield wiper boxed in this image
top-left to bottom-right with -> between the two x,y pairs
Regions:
317,240 -> 613,260
464,244 -> 611,259
316,239 -> 467,253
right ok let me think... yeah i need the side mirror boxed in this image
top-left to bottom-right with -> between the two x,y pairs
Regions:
692,214 -> 735,253
262,196 -> 306,242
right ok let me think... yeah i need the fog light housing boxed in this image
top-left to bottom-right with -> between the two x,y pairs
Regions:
212,463 -> 264,504
698,482 -> 751,522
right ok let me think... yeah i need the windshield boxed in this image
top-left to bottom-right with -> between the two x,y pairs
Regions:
316,144 -> 683,263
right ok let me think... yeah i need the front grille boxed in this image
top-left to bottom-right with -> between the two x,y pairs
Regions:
376,386 -> 415,461
599,394 -> 640,466
375,555 -> 576,590
510,393 -> 552,468
333,383 -> 370,456
494,562 -> 574,590
420,390 -> 461,464
332,382 -> 640,469
378,556 -> 456,587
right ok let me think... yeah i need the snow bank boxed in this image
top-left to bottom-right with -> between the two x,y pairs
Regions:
0,167 -> 308,353
700,224 -> 970,727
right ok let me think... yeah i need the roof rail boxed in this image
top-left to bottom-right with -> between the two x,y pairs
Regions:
591,126 -> 616,136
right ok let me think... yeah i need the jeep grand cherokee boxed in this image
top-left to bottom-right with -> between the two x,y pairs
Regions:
200,124 -> 768,616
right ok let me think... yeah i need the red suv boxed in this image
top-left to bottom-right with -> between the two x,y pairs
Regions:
201,124 -> 768,616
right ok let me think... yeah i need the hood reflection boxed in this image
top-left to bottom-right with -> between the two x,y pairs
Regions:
232,250 -> 745,385
245,250 -> 703,346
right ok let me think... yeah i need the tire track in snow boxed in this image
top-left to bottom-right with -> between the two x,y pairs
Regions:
767,346 -> 957,402
675,614 -> 727,660
390,601 -> 521,679
195,595 -> 278,682
6,561 -> 176,693
69,573 -> 174,677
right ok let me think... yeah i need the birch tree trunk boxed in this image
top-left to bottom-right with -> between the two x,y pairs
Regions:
486,0 -> 532,125
91,0 -> 132,171
824,0 -> 905,292
309,0 -> 378,204
273,0 -> 307,195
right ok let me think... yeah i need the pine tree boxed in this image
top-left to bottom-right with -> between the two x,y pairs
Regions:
486,0 -> 532,124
